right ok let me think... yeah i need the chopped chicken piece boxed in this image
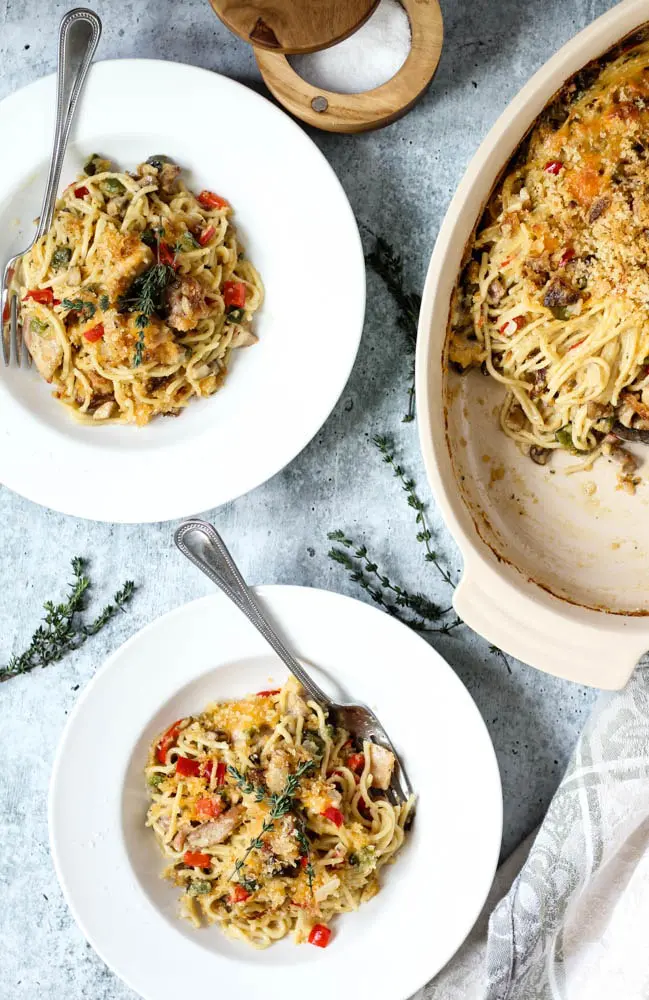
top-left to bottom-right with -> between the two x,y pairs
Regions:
171,826 -> 190,852
167,275 -> 210,332
368,743 -> 395,791
159,162 -> 181,194
185,806 -> 244,848
230,326 -> 258,349
85,366 -> 113,396
92,223 -> 153,299
92,400 -> 116,420
265,749 -> 291,794
267,815 -> 299,864
24,321 -> 62,382
286,687 -> 309,718
100,310 -> 184,368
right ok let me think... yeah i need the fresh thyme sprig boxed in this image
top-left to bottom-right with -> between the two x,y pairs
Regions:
230,760 -> 315,882
366,236 -> 421,422
373,435 -> 455,587
1,558 -> 135,682
328,532 -> 447,624
118,264 -> 175,321
133,325 -> 146,367
227,765 -> 265,802
327,535 -> 461,634
296,820 -> 315,893
81,580 -> 135,636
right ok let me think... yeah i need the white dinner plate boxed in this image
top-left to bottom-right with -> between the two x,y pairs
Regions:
0,60 -> 365,522
49,586 -> 502,1000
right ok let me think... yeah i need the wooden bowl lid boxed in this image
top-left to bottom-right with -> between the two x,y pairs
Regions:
209,0 -> 379,55
255,0 -> 443,133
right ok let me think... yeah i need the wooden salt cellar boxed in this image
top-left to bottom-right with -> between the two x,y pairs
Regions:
209,0 -> 444,133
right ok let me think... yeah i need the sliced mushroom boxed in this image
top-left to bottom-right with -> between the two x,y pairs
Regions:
486,278 -> 505,304
529,446 -> 551,465
543,279 -> 579,310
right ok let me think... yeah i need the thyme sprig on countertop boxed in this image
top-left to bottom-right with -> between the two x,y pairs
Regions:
0,558 -> 135,683
366,236 -> 421,423
230,759 -> 315,883
335,235 -> 514,670
327,437 -> 460,634
328,534 -> 461,635
373,435 -> 456,587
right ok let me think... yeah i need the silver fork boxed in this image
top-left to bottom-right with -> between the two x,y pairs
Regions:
1,8 -> 101,367
174,519 -> 415,811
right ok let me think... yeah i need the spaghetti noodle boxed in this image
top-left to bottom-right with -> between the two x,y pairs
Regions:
8,154 -> 263,425
145,678 -> 413,949
450,32 -> 649,491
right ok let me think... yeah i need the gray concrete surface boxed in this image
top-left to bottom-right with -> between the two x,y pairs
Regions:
0,1 -> 616,996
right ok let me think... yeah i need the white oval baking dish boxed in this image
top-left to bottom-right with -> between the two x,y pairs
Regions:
417,0 -> 649,690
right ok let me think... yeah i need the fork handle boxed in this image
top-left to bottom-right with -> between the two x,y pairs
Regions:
175,519 -> 333,710
35,8 -> 101,240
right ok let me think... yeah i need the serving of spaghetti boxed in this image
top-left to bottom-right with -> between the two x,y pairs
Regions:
8,154 -> 263,425
449,31 -> 649,491
145,678 -> 412,949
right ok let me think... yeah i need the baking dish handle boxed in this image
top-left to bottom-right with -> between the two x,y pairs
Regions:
453,570 -> 648,690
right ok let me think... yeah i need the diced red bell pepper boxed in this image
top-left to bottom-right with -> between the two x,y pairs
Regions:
196,795 -> 224,820
183,851 -> 211,868
498,316 -> 525,336
2,300 -> 10,324
198,225 -> 216,247
158,241 -> 177,269
216,761 -> 227,787
300,855 -> 309,869
322,805 -> 344,827
558,248 -> 575,267
83,323 -> 104,343
358,795 -> 372,818
23,288 -> 57,307
230,886 -> 251,904
156,720 -> 183,764
175,756 -> 201,777
256,688 -> 280,697
544,160 -> 563,175
308,924 -> 332,948
346,753 -> 365,774
223,281 -> 246,309
74,185 -> 90,198
198,190 -> 229,211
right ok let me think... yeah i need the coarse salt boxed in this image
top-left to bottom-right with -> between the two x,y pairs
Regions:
290,0 -> 411,95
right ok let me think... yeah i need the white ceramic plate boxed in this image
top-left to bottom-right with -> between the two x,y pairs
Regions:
0,60 -> 365,522
49,586 -> 502,1000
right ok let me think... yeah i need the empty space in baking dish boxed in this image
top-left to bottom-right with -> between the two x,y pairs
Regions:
446,368 -> 649,614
